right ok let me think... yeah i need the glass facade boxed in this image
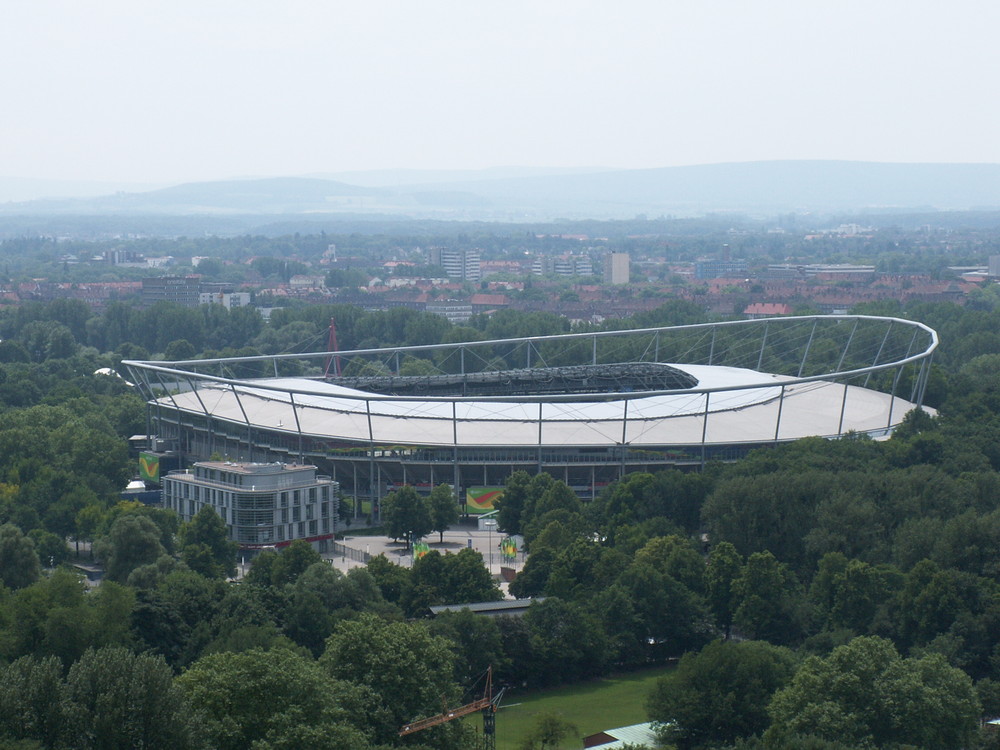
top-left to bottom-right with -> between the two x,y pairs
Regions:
162,461 -> 338,549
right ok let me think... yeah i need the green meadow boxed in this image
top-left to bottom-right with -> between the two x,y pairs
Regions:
464,664 -> 673,750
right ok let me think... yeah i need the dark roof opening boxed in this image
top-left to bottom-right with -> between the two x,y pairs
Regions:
331,362 -> 699,397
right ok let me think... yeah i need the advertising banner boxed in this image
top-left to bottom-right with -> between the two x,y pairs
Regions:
139,452 -> 160,483
465,486 -> 503,515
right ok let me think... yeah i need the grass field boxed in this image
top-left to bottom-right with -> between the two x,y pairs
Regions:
465,664 -> 673,750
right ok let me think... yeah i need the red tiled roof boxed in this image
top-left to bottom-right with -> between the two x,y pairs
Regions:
744,302 -> 792,315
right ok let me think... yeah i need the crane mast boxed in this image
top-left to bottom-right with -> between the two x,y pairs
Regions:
399,667 -> 504,750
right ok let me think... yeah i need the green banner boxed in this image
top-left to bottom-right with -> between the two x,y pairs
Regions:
500,536 -> 518,561
466,486 -> 503,515
139,452 -> 160,483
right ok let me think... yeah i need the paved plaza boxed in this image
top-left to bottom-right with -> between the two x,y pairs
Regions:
325,523 -> 525,595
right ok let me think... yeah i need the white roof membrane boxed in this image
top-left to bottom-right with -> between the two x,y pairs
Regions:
157,364 -> 923,448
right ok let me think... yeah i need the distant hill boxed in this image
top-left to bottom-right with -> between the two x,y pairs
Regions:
3,161 -> 1000,220
0,176 -> 161,203
308,166 -> 608,188
429,161 -> 1000,215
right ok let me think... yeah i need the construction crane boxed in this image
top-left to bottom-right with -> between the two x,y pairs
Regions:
323,317 -> 341,378
399,667 -> 505,750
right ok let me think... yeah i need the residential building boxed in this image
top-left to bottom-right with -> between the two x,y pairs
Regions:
470,293 -> 510,313
762,263 -> 875,281
695,259 -> 749,280
199,291 -> 251,309
141,276 -> 202,307
532,254 -> 594,277
427,300 -> 473,324
743,302 -> 793,319
429,247 -> 481,282
989,256 -> 1000,278
162,461 -> 338,550
603,252 -> 630,285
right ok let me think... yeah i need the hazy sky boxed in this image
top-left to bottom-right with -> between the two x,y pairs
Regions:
3,1 -> 999,185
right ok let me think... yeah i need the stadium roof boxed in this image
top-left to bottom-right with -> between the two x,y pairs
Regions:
156,362 -> 914,448
125,315 -> 938,491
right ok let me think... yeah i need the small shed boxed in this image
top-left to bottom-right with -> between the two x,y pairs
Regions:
583,721 -> 659,748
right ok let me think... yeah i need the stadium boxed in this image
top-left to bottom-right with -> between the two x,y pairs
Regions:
123,315 -> 937,509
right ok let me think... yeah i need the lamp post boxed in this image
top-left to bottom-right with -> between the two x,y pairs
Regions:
484,519 -> 497,574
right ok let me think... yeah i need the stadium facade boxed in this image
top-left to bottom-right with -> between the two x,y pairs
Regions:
124,315 -> 937,509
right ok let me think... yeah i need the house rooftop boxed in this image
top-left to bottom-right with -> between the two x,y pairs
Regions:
429,598 -> 543,617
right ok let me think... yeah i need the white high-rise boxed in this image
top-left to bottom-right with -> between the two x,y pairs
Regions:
604,252 -> 630,285
430,247 -> 481,282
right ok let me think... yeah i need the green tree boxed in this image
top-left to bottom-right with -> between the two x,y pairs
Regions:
428,484 -> 459,543
178,647 -> 372,750
381,485 -> 432,550
398,356 -> 439,376
633,535 -> 706,594
178,505 -> 237,579
509,518 -> 578,599
521,482 -> 584,544
271,539 -> 322,585
732,551 -> 805,644
164,339 -> 197,361
647,639 -> 796,749
320,613 -> 464,747
544,539 -> 628,603
767,636 -> 981,750
829,559 -> 886,633
701,470 -> 838,572
64,646 -> 203,749
246,539 -> 322,587
74,503 -> 107,557
406,548 -> 501,614
706,542 -> 743,637
517,711 -> 578,750
524,598 -> 609,686
97,514 -> 166,583
3,568 -> 86,662
615,560 -> 710,658
0,525 -> 41,590
428,609 -> 509,687
0,655 -> 68,749
495,471 -> 532,534
364,554 -> 411,605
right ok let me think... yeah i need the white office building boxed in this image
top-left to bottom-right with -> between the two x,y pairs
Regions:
162,461 -> 338,550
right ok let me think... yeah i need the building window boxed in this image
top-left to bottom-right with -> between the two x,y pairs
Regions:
322,518 -> 330,534
308,488 -> 316,503
292,507 -> 300,523
298,522 -> 305,537
309,520 -> 318,536
281,508 -> 288,524
306,504 -> 314,521
280,492 -> 287,508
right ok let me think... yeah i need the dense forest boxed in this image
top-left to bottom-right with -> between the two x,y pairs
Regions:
2,293 -> 1000,748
